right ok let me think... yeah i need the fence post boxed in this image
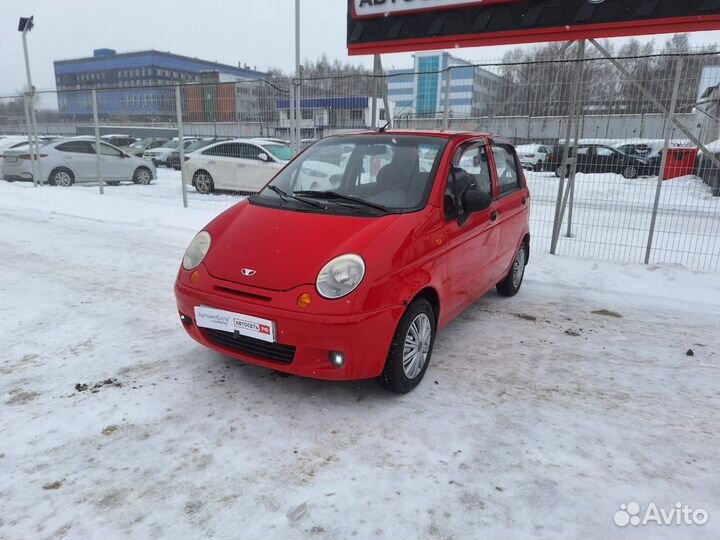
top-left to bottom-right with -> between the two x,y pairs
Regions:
551,40 -> 585,254
645,57 -> 683,265
378,55 -> 393,130
91,89 -> 104,195
443,64 -> 451,130
371,55 -> 379,128
22,94 -> 38,187
565,42 -> 586,239
289,83 -> 297,154
176,85 -> 188,209
294,78 -> 302,152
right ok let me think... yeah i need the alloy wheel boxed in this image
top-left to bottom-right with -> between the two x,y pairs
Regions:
402,313 -> 432,379
54,171 -> 72,187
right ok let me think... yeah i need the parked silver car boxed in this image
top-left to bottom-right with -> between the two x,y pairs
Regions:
2,137 -> 156,186
127,137 -> 169,157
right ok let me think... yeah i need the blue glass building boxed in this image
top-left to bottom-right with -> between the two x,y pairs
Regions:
53,49 -> 267,120
388,51 -> 503,119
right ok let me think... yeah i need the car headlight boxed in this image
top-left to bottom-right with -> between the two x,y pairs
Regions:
182,231 -> 212,270
316,254 -> 365,299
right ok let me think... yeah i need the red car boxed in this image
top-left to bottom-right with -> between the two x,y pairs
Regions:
175,131 -> 530,393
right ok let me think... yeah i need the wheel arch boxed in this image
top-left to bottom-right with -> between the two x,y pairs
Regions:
410,287 -> 440,329
48,166 -> 75,184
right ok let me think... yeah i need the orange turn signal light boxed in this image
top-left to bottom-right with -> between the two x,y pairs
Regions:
190,270 -> 201,285
297,293 -> 312,309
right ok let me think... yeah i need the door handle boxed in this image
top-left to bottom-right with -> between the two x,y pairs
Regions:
490,210 -> 499,222
522,198 -> 527,205
208,160 -> 216,165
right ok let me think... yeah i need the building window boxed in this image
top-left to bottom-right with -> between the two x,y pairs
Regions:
301,109 -> 313,120
350,110 -> 364,121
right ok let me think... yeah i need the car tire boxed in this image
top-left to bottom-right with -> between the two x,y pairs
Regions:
106,181 -> 120,186
193,170 -> 215,194
534,160 -> 543,172
622,165 -> 638,179
497,241 -> 527,297
133,167 -> 153,185
555,165 -> 568,178
378,298 -> 436,394
49,167 -> 74,187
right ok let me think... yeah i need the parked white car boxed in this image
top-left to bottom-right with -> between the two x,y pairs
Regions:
143,137 -> 200,167
183,139 -> 293,193
516,143 -> 553,171
2,137 -> 156,186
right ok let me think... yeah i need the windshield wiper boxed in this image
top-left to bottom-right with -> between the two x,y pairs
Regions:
293,190 -> 390,213
267,185 -> 325,209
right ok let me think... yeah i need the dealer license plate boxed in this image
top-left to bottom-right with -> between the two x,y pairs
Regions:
194,306 -> 276,343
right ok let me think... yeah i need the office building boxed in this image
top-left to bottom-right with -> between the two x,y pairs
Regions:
53,49 -> 267,121
388,51 -> 503,119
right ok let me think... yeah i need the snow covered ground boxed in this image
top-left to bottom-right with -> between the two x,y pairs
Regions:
1,181 -> 719,540
526,171 -> 720,271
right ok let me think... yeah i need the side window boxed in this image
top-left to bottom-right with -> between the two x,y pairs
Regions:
576,146 -> 590,156
238,144 -> 262,160
596,147 -> 614,157
56,141 -> 94,154
204,143 -> 231,157
445,142 -> 492,219
96,143 -> 123,157
491,145 -> 522,196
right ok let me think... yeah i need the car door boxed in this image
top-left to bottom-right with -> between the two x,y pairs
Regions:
441,139 -> 501,319
202,142 -> 237,190
592,145 -> 616,173
55,141 -> 97,181
575,145 -> 593,173
489,142 -> 529,280
95,142 -> 129,181
237,143 -> 276,192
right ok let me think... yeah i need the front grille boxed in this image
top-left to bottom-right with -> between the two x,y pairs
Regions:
204,328 -> 295,364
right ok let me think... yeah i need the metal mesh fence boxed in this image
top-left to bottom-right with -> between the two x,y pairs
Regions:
2,46 -> 720,270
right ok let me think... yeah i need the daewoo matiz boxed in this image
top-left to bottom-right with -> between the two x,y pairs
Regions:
175,131 -> 530,393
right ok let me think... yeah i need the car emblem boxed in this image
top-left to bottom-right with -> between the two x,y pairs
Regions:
241,268 -> 257,277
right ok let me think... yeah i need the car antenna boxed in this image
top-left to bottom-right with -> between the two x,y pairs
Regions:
378,93 -> 419,133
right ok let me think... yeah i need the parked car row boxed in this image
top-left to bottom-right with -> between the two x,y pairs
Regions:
1,136 -> 155,186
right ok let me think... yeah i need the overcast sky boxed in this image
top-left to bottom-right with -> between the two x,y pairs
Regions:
2,0 -> 720,97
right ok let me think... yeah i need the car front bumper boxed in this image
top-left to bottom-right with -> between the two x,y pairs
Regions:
174,267 -> 404,381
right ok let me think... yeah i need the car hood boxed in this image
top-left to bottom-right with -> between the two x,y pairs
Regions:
202,201 -> 399,291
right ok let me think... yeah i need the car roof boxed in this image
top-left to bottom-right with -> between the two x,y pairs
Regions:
330,129 -> 512,144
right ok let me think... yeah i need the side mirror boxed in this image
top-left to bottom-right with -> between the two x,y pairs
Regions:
458,189 -> 492,225
258,152 -> 269,162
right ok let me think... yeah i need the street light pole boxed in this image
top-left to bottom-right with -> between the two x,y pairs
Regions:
19,16 -> 41,185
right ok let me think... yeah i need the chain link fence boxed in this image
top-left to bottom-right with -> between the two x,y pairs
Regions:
1,47 -> 719,270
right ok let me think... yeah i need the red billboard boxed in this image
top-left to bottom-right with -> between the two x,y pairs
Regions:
348,0 -> 720,55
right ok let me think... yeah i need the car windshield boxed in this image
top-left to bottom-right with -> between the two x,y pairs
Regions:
263,143 -> 293,161
160,140 -> 179,149
251,134 -> 447,216
130,141 -> 147,148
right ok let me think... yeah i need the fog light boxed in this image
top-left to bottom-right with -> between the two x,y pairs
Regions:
190,270 -> 200,284
329,351 -> 345,368
179,312 -> 193,326
297,292 -> 312,309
